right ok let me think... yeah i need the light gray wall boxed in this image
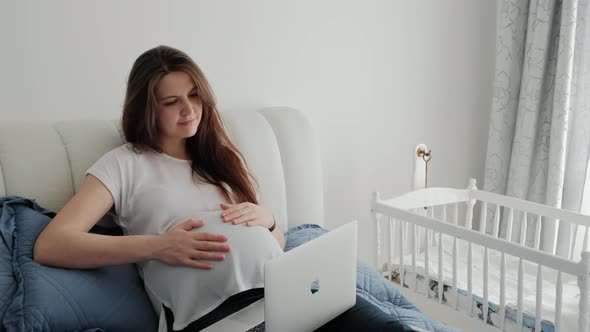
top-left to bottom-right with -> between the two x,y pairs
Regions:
0,0 -> 496,263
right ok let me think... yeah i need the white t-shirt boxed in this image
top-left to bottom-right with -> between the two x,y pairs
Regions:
86,143 -> 284,330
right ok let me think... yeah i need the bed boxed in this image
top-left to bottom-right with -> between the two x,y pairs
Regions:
0,107 -> 454,331
371,179 -> 590,332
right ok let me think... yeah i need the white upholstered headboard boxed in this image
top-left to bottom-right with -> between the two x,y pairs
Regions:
0,107 -> 324,231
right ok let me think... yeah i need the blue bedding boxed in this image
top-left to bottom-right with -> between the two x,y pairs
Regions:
1,196 -> 458,331
0,196 -> 157,332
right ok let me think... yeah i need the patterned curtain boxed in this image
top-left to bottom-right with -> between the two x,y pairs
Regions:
483,0 -> 590,258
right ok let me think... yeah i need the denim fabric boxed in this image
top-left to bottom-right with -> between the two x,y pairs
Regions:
0,196 -> 157,332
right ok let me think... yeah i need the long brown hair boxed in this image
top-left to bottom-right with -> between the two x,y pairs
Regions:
122,45 -> 258,204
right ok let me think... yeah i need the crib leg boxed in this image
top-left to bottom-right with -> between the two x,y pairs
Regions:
579,252 -> 590,332
371,192 -> 381,271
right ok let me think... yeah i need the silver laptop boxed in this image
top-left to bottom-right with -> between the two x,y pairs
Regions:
202,220 -> 358,332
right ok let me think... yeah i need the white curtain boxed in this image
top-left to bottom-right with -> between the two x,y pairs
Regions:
483,0 -> 590,259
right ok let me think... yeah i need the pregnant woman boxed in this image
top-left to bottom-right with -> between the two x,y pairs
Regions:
34,45 -> 412,332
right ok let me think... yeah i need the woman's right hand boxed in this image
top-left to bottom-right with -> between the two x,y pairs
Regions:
154,219 -> 230,269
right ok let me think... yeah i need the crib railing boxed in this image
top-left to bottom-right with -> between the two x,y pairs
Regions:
371,179 -> 590,332
473,190 -> 590,259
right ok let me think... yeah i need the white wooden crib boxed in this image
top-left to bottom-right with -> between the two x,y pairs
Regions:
371,179 -> 590,332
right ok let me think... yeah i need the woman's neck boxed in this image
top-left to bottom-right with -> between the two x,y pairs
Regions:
159,139 -> 189,160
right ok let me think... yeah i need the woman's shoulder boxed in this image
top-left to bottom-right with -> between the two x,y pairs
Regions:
112,142 -> 155,156
96,142 -> 145,164
99,142 -> 130,158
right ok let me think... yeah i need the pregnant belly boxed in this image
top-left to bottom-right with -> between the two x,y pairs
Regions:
140,211 -> 283,316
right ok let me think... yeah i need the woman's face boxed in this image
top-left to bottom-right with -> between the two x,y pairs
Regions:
155,71 -> 203,146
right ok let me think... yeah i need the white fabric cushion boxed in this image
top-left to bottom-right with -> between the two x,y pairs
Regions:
0,125 -> 74,211
258,107 -> 324,225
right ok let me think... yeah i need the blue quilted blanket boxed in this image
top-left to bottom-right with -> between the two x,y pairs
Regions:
285,224 -> 460,332
0,197 -> 157,332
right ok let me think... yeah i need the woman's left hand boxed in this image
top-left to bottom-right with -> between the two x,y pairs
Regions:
220,202 -> 274,229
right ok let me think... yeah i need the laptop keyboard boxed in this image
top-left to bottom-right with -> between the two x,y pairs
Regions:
245,321 -> 265,332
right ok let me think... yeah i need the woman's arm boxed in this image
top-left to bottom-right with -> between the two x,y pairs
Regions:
270,225 -> 286,250
35,175 -> 230,269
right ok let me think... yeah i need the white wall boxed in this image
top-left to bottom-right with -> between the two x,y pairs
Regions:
0,0 -> 496,264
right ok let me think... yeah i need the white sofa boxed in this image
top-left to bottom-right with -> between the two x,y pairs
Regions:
0,107 -> 324,231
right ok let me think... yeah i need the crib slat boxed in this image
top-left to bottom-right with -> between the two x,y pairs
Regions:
506,208 -> 513,242
517,258 -> 524,329
483,247 -> 489,324
479,201 -> 487,233
467,242 -> 473,316
453,203 -> 459,225
556,271 -> 562,332
551,219 -> 560,256
584,226 -> 589,254
438,231 -> 443,304
534,214 -> 542,250
452,237 -> 458,310
519,212 -> 527,246
417,209 -> 426,259
465,200 -> 474,230
551,220 -> 559,255
412,223 -> 417,292
500,252 -> 506,329
376,219 -> 382,271
399,220 -> 405,288
428,206 -> 436,246
493,205 -> 501,238
373,192 -> 381,270
388,217 -> 394,280
568,224 -> 580,261
579,252 -> 590,332
424,228 -> 430,298
535,264 -> 542,332
442,204 -> 447,222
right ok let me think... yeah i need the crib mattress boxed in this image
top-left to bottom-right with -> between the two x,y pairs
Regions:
389,236 -> 581,332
